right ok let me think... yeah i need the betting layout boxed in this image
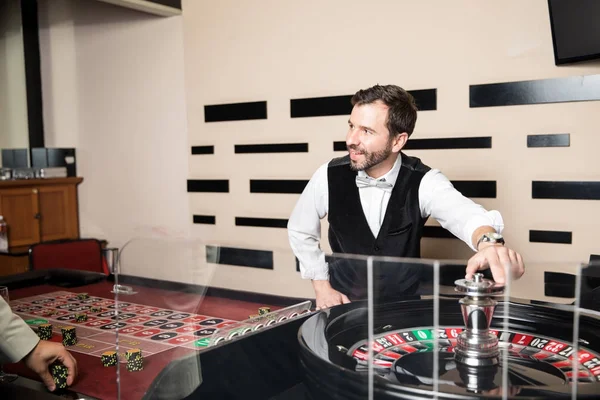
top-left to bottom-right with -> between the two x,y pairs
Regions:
11,291 -> 239,361
348,326 -> 600,382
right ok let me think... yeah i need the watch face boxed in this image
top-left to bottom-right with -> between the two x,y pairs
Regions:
488,232 -> 503,240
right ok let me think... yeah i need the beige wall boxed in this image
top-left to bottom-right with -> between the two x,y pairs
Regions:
38,0 -> 191,260
37,0 -> 600,299
0,0 -> 29,161
183,0 -> 600,297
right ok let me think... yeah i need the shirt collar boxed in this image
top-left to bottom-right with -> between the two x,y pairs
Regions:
357,153 -> 402,186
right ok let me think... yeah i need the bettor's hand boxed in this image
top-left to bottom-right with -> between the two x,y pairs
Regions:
312,280 -> 351,310
465,244 -> 525,284
23,340 -> 78,391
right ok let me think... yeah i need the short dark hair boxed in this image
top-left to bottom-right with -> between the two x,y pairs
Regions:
351,84 -> 418,137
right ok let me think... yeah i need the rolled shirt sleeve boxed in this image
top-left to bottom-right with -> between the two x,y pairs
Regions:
287,162 -> 330,280
419,169 -> 504,251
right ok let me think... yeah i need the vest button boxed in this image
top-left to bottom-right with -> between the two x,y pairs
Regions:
374,245 -> 380,251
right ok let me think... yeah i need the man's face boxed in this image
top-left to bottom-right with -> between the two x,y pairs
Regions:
346,101 -> 395,172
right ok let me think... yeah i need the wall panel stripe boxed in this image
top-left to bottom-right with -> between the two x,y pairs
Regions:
235,217 -> 288,228
334,137 -> 491,151
333,142 -> 347,152
248,179 -> 495,197
187,180 -> 229,193
193,215 -> 216,224
404,136 -> 492,150
470,74 -> 600,108
206,245 -> 273,269
235,143 -> 308,153
422,226 -> 456,239
532,181 -> 600,200
291,89 -> 437,118
527,134 -> 570,148
451,181 -> 496,198
204,101 -> 267,122
529,230 -> 572,244
191,146 -> 214,155
250,180 -> 308,194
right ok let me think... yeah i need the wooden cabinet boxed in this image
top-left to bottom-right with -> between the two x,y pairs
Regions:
0,178 -> 83,248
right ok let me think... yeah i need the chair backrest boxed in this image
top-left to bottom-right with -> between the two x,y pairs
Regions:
29,239 -> 106,274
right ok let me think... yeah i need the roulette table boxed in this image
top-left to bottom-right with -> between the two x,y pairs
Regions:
1,240 -> 598,400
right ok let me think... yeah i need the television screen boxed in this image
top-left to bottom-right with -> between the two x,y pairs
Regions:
548,0 -> 600,65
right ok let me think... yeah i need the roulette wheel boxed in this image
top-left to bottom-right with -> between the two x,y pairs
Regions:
299,273 -> 600,399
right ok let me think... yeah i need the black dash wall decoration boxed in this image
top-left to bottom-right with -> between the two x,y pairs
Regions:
234,143 -> 308,154
187,180 -> 229,193
291,89 -> 437,118
250,180 -> 309,194
193,215 -> 216,224
204,101 -> 267,122
529,230 -> 572,244
404,137 -> 492,150
334,137 -> 491,151
333,142 -> 346,151
235,217 -> 288,228
527,134 -> 570,148
532,181 -> 600,200
470,74 -> 600,108
191,146 -> 215,155
451,181 -> 497,198
422,226 -> 457,239
206,245 -> 273,269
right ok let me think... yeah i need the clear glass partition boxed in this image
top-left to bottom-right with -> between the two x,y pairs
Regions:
363,258 -> 599,400
112,237 -> 215,400
105,237 -> 600,400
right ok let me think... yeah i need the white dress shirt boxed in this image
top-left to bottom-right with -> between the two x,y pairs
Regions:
287,154 -> 504,281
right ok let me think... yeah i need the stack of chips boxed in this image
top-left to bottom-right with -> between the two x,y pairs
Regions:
77,293 -> 89,300
61,326 -> 77,346
101,350 -> 118,367
258,307 -> 271,315
37,323 -> 53,340
50,362 -> 68,390
90,307 -> 102,313
248,314 -> 259,319
125,349 -> 143,372
75,313 -> 88,322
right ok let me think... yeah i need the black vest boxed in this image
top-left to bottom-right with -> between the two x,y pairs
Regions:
327,152 -> 431,300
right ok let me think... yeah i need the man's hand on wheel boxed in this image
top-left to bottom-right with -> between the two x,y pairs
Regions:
312,280 -> 350,310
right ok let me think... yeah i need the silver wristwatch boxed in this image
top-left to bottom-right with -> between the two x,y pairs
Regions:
477,232 -> 505,249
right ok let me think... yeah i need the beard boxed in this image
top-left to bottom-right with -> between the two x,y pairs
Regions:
348,141 -> 394,172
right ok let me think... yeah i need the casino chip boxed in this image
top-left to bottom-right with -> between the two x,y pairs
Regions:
90,307 -> 102,313
61,326 -> 77,346
101,350 -> 118,367
75,313 -> 88,322
77,293 -> 89,300
50,362 -> 68,390
249,314 -> 259,319
37,323 -> 53,340
125,349 -> 144,372
258,307 -> 271,315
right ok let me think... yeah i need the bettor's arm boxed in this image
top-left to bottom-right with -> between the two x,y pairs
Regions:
0,296 -> 40,364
